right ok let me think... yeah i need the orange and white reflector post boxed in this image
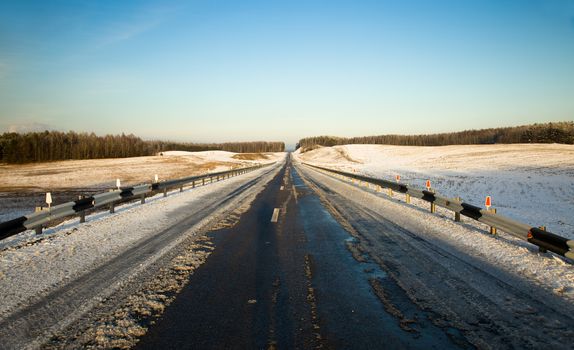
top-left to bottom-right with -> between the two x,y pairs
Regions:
425,180 -> 431,191
485,196 -> 497,234
395,175 -> 400,182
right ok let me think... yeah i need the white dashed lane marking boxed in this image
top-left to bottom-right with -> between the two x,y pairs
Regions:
270,208 -> 280,223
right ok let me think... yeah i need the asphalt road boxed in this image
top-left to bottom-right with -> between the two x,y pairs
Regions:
0,165 -> 280,350
136,156 -> 462,349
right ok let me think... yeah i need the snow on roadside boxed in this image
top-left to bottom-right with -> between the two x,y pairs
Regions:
0,158 -> 284,320
296,163 -> 574,302
295,144 -> 574,239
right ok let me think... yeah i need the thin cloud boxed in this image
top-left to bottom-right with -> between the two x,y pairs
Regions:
97,17 -> 164,47
95,3 -> 182,48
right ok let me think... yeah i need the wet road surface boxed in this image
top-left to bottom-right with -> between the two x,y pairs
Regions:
136,156 -> 461,349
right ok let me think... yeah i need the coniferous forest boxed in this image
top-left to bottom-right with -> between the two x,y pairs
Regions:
297,122 -> 574,151
0,131 -> 285,164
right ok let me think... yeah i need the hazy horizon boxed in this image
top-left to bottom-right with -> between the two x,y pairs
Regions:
1,0 -> 573,146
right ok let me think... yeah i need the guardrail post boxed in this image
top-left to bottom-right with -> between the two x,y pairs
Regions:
192,180 -> 195,188
202,178 -> 205,186
430,202 -> 436,213
79,195 -> 86,223
454,197 -> 461,222
33,207 -> 44,234
140,194 -> 145,204
163,188 -> 168,197
388,188 -> 393,197
180,186 -> 183,192
406,193 -> 411,204
110,202 -> 115,214
489,208 -> 497,234
538,226 -> 548,253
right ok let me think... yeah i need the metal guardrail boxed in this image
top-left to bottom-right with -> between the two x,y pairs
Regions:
0,163 -> 274,241
302,162 -> 574,260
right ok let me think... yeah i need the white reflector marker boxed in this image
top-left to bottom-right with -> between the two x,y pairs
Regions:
280,186 -> 284,190
46,192 -> 52,209
271,208 -> 280,223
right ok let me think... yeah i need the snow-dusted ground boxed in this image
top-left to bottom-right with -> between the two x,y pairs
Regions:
294,163 -> 574,348
296,163 -> 574,300
295,144 -> 574,239
0,151 -> 284,222
0,151 -> 282,191
0,160 -> 280,315
0,155 -> 285,348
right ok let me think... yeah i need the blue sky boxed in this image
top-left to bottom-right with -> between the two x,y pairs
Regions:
0,0 -> 573,146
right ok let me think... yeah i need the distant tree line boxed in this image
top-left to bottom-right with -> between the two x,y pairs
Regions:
149,140 -> 285,154
0,130 -> 285,163
297,122 -> 574,151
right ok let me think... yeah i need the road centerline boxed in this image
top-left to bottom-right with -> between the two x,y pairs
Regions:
271,208 -> 280,223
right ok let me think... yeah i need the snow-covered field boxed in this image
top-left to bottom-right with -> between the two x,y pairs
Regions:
295,144 -> 574,239
0,151 -> 281,191
0,151 -> 284,222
